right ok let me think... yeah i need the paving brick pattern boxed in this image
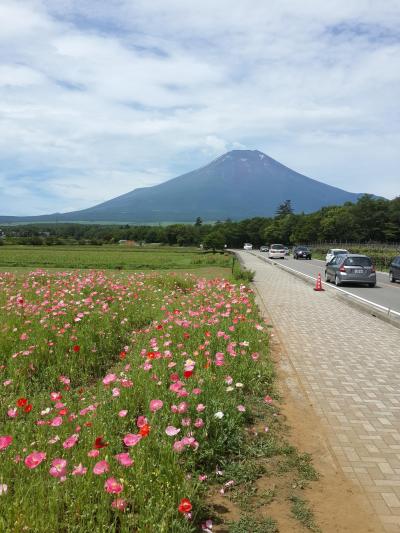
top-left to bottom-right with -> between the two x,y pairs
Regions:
238,251 -> 400,532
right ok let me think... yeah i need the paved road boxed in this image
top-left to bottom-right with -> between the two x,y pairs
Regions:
237,250 -> 400,532
252,251 -> 400,315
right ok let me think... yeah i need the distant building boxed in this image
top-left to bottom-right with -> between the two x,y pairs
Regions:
118,240 -> 137,247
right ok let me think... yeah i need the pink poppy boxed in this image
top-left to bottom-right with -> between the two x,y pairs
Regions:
264,395 -> 273,404
194,418 -> 204,428
72,463 -> 87,476
111,498 -> 127,511
114,453 -> 133,467
149,399 -> 163,412
196,404 -> 206,412
93,460 -> 109,475
0,436 -> 13,451
25,451 -> 46,469
49,458 -> 67,478
136,416 -> 148,428
62,434 -> 79,449
123,434 -> 142,447
237,405 -> 246,412
104,477 -> 123,494
88,449 -> 100,458
50,416 -> 63,427
102,374 -> 117,385
118,410 -> 128,417
7,408 -> 18,418
177,402 -> 188,414
165,426 -> 181,437
112,388 -> 120,397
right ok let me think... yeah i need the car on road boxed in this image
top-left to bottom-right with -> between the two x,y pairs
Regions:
325,254 -> 376,287
268,244 -> 286,259
325,248 -> 349,264
293,246 -> 312,260
243,243 -> 253,250
389,256 -> 400,283
259,245 -> 269,252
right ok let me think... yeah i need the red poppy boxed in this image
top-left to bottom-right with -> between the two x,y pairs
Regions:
24,404 -> 33,413
156,325 -> 163,330
94,436 -> 108,449
183,333 -> 190,339
84,421 -> 92,427
119,351 -> 126,360
139,424 -> 150,437
17,398 -> 28,407
73,345 -> 80,352
147,351 -> 156,359
184,370 -> 193,379
178,498 -> 192,514
58,408 -> 68,416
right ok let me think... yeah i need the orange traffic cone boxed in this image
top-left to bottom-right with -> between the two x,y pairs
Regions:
313,273 -> 325,291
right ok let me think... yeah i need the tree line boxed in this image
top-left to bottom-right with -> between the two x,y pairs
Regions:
1,195 -> 399,248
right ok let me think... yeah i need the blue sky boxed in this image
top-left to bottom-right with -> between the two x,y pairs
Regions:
0,0 -> 399,215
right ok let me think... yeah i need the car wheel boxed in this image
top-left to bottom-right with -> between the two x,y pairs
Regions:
368,283 -> 376,288
335,275 -> 341,287
389,271 -> 395,283
324,271 -> 329,282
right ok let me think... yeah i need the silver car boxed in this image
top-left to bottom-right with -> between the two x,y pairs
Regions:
325,254 -> 376,287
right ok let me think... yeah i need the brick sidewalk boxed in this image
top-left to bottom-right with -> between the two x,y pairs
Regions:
238,251 -> 400,532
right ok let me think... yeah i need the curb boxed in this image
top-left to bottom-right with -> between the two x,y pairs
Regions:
245,251 -> 400,330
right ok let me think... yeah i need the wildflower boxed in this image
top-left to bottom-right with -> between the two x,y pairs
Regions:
93,460 -> 109,475
123,433 -> 142,447
178,498 -> 192,514
25,451 -> 46,469
50,416 -> 63,427
49,458 -> 67,478
103,374 -> 117,385
136,416 -> 148,428
196,404 -> 206,412
87,449 -> 100,458
0,484 -> 8,495
165,426 -> 181,437
112,388 -> 120,397
7,408 -> 17,418
149,399 -> 163,412
194,418 -> 204,428
0,436 -> 13,450
17,398 -> 28,407
94,436 -> 108,449
115,453 -> 133,467
62,434 -> 79,449
139,424 -> 150,437
264,395 -> 273,404
214,411 -> 224,419
118,410 -> 128,417
112,498 -> 127,510
237,405 -> 246,412
72,463 -> 87,476
104,477 -> 123,494
73,345 -> 80,352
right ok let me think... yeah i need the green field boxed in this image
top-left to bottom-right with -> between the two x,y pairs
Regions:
0,245 -> 232,271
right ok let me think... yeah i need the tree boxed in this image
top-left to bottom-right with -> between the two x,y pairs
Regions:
275,199 -> 293,218
203,231 -> 225,252
194,217 -> 203,227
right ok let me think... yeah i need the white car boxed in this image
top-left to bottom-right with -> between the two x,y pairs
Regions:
325,248 -> 349,264
243,243 -> 253,250
268,244 -> 286,259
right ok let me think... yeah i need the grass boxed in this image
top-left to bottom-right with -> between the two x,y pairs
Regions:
0,245 -> 232,271
290,496 -> 321,532
0,267 -> 276,532
229,515 -> 278,533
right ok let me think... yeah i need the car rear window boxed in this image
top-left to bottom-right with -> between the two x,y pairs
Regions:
297,247 -> 309,251
334,250 -> 348,255
344,257 -> 372,267
271,245 -> 284,249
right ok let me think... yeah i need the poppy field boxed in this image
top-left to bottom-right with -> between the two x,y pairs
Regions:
0,268 -> 276,532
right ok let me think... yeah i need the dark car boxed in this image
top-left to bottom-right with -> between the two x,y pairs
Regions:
259,245 -> 269,252
293,246 -> 312,260
389,256 -> 400,283
325,254 -> 376,287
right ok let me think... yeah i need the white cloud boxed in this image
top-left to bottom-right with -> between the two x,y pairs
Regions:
0,0 -> 399,215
